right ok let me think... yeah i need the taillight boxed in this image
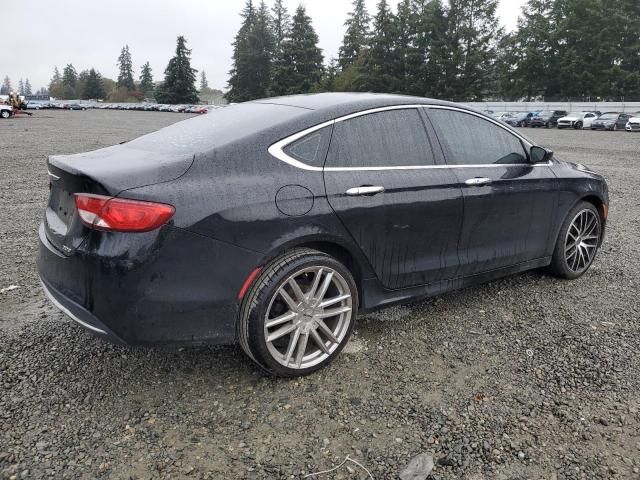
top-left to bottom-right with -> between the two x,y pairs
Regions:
74,193 -> 175,232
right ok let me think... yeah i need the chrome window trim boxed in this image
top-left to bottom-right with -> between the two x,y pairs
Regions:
268,104 -> 548,172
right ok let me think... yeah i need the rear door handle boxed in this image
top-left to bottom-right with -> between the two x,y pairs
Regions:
464,177 -> 492,186
346,186 -> 385,196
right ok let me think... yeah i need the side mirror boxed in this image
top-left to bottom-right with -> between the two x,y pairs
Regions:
530,146 -> 553,164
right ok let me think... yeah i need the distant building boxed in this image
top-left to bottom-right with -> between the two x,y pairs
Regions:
199,90 -> 227,105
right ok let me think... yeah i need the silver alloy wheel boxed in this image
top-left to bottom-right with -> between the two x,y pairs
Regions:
564,208 -> 600,273
264,266 -> 353,369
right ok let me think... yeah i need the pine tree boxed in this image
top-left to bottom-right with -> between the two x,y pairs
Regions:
357,0 -> 398,92
24,78 -> 32,95
271,0 -> 291,52
117,45 -> 136,91
18,79 -> 25,95
0,75 -> 11,95
509,0 -> 558,100
226,1 -> 274,102
48,67 -> 64,99
271,5 -> 324,95
139,61 -> 154,95
82,69 -> 106,99
200,71 -> 209,90
339,0 -> 371,70
155,36 -> 199,104
62,64 -> 78,99
444,0 -> 503,100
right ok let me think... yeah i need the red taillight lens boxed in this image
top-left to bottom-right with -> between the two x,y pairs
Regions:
74,194 -> 175,232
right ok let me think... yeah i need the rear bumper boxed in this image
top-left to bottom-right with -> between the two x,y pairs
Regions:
37,222 -> 263,345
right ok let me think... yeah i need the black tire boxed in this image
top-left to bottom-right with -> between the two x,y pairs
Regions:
238,248 -> 358,377
545,122 -> 550,129
574,121 -> 583,130
549,201 -> 602,280
0,110 -> 10,119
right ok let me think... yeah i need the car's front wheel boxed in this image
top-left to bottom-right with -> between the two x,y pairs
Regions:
550,201 -> 602,280
0,110 -> 10,119
574,121 -> 583,130
238,248 -> 357,377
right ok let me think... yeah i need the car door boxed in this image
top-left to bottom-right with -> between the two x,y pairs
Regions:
425,107 -> 558,277
323,107 -> 464,290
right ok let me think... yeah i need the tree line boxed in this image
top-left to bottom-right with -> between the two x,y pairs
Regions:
9,36 -> 213,103
227,0 -> 640,102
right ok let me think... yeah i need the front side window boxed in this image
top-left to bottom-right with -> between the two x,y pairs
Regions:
428,109 -> 528,165
325,109 -> 435,168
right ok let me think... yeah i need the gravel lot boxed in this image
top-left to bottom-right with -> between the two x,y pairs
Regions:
1,110 -> 639,480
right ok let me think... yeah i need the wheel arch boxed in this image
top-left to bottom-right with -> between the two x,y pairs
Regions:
259,236 -> 373,308
580,194 -> 607,225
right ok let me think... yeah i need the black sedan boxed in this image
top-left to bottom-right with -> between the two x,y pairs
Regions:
504,112 -> 536,127
38,93 -> 609,376
530,110 -> 568,128
591,112 -> 631,131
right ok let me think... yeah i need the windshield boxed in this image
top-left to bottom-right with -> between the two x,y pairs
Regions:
599,114 -> 618,120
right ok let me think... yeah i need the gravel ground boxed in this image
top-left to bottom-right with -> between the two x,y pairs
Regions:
1,110 -> 639,480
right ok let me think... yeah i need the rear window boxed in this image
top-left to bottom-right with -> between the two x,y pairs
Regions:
126,103 -> 308,154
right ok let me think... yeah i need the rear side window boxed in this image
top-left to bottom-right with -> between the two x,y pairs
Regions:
326,109 -> 435,168
283,125 -> 332,168
428,109 -> 528,165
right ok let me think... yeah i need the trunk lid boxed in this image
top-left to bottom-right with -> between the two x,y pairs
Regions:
44,144 -> 193,255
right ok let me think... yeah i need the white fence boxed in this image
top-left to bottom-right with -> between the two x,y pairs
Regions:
462,102 -> 640,114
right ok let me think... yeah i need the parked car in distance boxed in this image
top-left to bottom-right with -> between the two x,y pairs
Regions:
557,112 -> 599,130
625,112 -> 640,132
26,101 -> 43,110
0,104 -> 12,118
504,111 -> 536,127
591,112 -> 631,131
37,93 -> 609,377
492,112 -> 513,121
530,110 -> 568,128
67,104 -> 86,111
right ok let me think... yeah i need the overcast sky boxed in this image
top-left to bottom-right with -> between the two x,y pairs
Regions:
4,0 -> 525,92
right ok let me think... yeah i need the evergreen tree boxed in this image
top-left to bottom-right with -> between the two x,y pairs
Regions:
271,0 -> 291,52
48,67 -> 63,98
82,69 -> 106,99
18,79 -> 24,95
271,5 -> 324,95
200,70 -> 209,90
139,61 -> 154,95
511,0 -> 557,100
357,0 -> 398,92
444,0 -> 503,100
339,0 -> 371,70
226,1 -> 274,102
155,36 -> 199,104
62,64 -> 78,99
24,78 -> 32,95
0,75 -> 10,95
117,45 -> 136,91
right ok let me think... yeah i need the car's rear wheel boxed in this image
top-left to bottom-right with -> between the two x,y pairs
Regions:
238,248 -> 357,377
550,202 -> 602,280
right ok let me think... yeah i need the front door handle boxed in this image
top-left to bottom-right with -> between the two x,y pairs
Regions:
346,186 -> 386,196
464,177 -> 492,186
